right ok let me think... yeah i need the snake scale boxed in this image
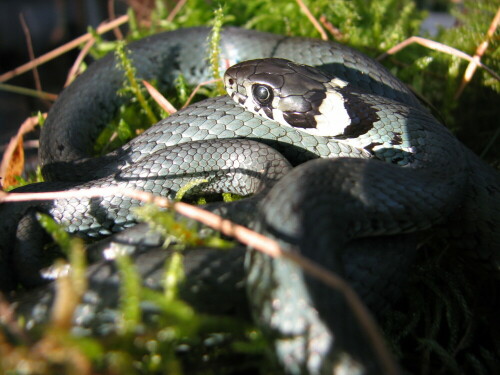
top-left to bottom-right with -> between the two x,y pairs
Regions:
1,27 -> 499,374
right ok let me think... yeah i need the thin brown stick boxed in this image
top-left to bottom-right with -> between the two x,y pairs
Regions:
182,78 -> 221,109
142,80 -> 177,114
0,14 -> 129,83
0,186 -> 398,375
319,15 -> 344,41
64,38 -> 95,87
377,36 -> 500,82
107,0 -> 124,40
127,0 -> 152,24
19,13 -> 42,93
166,0 -> 189,22
0,83 -> 57,101
454,6 -> 500,99
295,0 -> 328,40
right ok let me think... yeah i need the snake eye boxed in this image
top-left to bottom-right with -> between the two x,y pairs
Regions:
252,84 -> 273,105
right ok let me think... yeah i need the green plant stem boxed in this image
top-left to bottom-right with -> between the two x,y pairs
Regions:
209,7 -> 225,94
116,41 -> 158,124
0,83 -> 57,101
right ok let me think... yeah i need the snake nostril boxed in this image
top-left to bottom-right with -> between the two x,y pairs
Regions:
228,78 -> 234,86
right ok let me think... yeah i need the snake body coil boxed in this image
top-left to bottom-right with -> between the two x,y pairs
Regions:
1,27 -> 499,374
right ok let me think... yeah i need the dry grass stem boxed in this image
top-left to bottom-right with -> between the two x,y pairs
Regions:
126,0 -> 155,25
0,83 -> 57,101
0,14 -> 129,83
182,78 -> 221,109
319,15 -> 344,41
0,186 -> 398,374
19,13 -> 42,94
64,38 -> 96,87
295,0 -> 328,40
142,80 -> 177,114
377,36 -> 500,82
167,0 -> 189,23
107,0 -> 124,40
454,6 -> 500,99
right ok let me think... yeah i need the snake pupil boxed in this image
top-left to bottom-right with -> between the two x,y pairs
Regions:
252,84 -> 273,105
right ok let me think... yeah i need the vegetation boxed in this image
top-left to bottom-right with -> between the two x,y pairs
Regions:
1,0 -> 498,374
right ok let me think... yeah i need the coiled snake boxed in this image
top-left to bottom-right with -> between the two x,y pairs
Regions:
1,27 -> 499,374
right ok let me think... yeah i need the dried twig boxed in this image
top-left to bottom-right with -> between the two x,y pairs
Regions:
319,15 -> 344,41
107,0 -> 124,40
19,13 -> 42,93
64,38 -> 95,87
454,7 -> 500,99
182,79 -> 221,109
0,83 -> 57,101
377,36 -> 500,83
0,186 -> 398,375
0,14 -> 129,83
295,0 -> 328,40
142,80 -> 177,114
166,0 -> 189,23
126,0 -> 154,25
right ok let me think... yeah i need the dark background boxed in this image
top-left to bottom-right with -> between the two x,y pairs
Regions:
0,0 -> 129,146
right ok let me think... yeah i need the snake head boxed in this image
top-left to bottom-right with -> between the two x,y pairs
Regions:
224,58 -> 354,137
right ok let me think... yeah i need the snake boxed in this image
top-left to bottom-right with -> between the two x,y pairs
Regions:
1,27 -> 499,374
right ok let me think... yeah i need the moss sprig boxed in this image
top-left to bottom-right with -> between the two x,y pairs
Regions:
115,41 -> 158,125
208,6 -> 226,94
115,253 -> 142,335
133,204 -> 233,250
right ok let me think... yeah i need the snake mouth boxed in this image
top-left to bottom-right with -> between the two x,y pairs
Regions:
224,73 -> 250,107
229,91 -> 247,106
